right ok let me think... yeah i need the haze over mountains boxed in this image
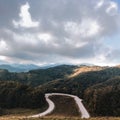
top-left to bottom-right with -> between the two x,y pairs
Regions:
0,63 -> 95,72
0,64 -> 40,72
0,63 -> 65,72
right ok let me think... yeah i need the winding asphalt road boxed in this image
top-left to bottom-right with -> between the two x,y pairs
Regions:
28,93 -> 90,119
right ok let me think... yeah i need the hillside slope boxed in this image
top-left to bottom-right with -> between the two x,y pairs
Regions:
0,65 -> 120,116
0,65 -> 77,86
84,76 -> 120,116
38,66 -> 120,116
0,81 -> 46,110
39,66 -> 120,96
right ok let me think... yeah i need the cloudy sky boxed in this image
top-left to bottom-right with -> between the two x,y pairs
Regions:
0,0 -> 120,66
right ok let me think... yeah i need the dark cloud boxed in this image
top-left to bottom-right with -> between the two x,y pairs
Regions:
0,0 -> 120,65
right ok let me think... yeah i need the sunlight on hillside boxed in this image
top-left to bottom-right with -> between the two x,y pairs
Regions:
68,66 -> 107,78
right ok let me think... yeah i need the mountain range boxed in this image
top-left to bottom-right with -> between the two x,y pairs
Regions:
0,63 -> 63,72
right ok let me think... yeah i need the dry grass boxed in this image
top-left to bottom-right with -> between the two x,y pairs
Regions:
0,108 -> 47,120
69,66 -> 106,78
21,116 -> 120,120
0,116 -> 120,120
24,117 -> 120,120
2,108 -> 43,115
49,95 -> 80,117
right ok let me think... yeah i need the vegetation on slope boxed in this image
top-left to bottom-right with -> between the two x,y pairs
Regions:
39,67 -> 120,95
0,65 -> 120,117
0,65 -> 76,86
84,76 -> 120,116
0,81 -> 47,115
38,66 -> 120,116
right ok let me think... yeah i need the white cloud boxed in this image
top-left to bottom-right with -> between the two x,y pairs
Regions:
106,1 -> 118,15
38,33 -> 53,43
13,32 -> 38,46
13,2 -> 39,28
95,0 -> 104,9
0,40 -> 8,51
79,19 -> 101,37
0,55 -> 7,61
0,0 -> 120,66
64,18 -> 101,38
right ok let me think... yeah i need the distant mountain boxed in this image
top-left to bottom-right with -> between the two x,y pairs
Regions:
0,63 -> 77,72
39,63 -> 63,69
0,60 -> 8,65
11,64 -> 40,70
79,63 -> 95,66
0,64 -> 40,72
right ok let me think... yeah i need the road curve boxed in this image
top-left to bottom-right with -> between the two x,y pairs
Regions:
28,94 -> 55,118
28,93 -> 90,119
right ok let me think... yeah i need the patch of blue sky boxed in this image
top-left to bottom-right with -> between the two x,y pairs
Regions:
104,34 -> 120,49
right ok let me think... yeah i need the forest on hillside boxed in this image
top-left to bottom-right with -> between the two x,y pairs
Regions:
0,81 -> 46,115
0,65 -> 120,116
